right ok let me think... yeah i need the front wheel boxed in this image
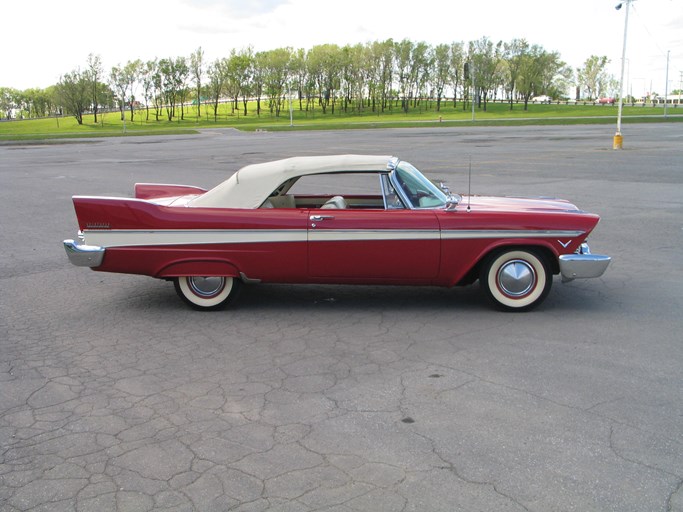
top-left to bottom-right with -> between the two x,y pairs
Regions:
174,276 -> 241,311
480,249 -> 552,312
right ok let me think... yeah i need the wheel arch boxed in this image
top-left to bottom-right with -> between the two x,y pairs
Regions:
455,242 -> 559,287
156,259 -> 241,279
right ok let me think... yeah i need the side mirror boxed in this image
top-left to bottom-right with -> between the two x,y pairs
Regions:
438,181 -> 459,210
445,193 -> 461,211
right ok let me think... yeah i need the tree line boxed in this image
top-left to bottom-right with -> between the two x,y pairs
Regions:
1,39 -> 615,123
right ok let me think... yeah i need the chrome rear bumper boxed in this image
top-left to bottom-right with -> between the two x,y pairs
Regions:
64,239 -> 105,267
559,243 -> 610,282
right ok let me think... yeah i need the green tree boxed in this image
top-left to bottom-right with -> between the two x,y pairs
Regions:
339,44 -> 367,113
468,37 -> 502,111
151,61 -> 164,122
448,42 -> 465,108
432,44 -> 451,111
140,59 -> 158,122
206,58 -> 228,121
290,48 -> 308,111
0,87 -> 20,119
21,88 -> 47,118
516,45 -> 553,109
394,39 -> 414,112
252,53 -> 265,116
190,47 -> 204,118
226,48 -> 253,116
175,58 -> 190,120
86,54 -> 104,123
409,41 -> 432,109
577,55 -> 610,100
352,44 -> 371,112
367,39 -> 394,113
111,60 -> 141,121
307,44 -> 341,114
538,52 -> 571,100
56,69 -> 90,124
18,36 -> 600,124
158,57 -> 188,121
260,48 -> 292,117
502,39 -> 528,109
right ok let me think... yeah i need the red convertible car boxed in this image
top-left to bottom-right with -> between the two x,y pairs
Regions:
64,155 -> 610,311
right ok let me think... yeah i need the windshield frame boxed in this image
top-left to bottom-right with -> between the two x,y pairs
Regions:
389,160 -> 448,210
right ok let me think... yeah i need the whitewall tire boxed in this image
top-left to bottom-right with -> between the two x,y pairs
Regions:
480,249 -> 552,312
174,276 -> 241,310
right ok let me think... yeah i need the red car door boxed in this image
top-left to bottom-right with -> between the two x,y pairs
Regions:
307,208 -> 440,281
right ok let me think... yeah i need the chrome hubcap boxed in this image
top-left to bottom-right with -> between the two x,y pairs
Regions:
497,260 -> 536,297
188,276 -> 225,298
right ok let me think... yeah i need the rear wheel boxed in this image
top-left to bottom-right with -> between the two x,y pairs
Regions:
174,276 -> 241,311
480,249 -> 552,312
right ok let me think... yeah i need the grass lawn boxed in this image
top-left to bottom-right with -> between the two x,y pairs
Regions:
1,100 -> 681,141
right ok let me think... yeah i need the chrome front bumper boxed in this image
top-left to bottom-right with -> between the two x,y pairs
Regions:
64,239 -> 105,267
559,243 -> 610,282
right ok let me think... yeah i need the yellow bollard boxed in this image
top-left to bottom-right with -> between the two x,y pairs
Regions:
613,133 -> 623,149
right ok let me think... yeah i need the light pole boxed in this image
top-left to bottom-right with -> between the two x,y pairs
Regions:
613,0 -> 633,149
625,58 -> 630,102
664,50 -> 670,118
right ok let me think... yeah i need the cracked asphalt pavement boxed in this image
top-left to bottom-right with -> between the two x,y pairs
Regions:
1,124 -> 682,511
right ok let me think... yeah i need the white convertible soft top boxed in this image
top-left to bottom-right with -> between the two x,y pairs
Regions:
190,154 -> 394,209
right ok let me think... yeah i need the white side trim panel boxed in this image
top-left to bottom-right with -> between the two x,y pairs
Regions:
82,228 -> 585,248
84,229 -> 308,248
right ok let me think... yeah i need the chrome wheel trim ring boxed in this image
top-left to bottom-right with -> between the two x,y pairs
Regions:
497,259 -> 536,298
187,276 -> 226,298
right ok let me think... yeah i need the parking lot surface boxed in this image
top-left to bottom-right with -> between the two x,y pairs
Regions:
1,124 -> 682,511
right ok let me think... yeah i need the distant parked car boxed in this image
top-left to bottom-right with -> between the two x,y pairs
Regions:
598,97 -> 615,104
531,95 -> 552,104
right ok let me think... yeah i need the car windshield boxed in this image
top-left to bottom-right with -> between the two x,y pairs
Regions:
393,161 -> 448,209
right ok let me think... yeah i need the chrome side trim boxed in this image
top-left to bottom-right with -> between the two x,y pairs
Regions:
442,229 -> 584,240
63,239 -> 105,267
309,229 -> 439,242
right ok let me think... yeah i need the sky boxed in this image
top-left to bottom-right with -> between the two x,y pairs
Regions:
1,0 -> 682,97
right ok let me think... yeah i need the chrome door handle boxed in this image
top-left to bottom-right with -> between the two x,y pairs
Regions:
310,215 -> 335,221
